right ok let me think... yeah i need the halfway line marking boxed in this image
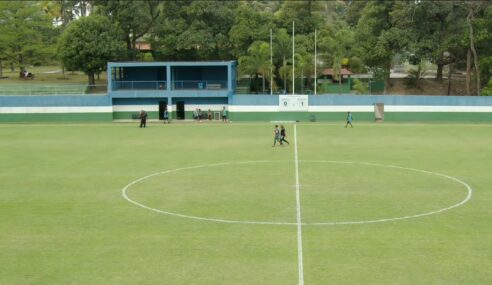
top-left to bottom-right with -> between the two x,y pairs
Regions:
294,124 -> 304,285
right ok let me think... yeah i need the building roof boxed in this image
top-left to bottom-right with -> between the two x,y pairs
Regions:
135,42 -> 151,51
322,68 -> 353,76
108,61 -> 236,68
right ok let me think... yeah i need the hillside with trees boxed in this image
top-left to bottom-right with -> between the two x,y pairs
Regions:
0,0 -> 491,95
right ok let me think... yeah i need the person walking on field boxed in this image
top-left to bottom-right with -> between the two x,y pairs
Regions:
221,106 -> 228,123
272,125 -> 281,147
193,109 -> 199,121
345,112 -> 353,128
279,125 -> 289,145
139,110 -> 148,128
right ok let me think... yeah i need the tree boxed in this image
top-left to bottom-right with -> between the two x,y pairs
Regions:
58,15 -> 125,85
319,23 -> 355,92
482,78 -> 492,96
229,3 -> 274,59
355,1 -> 408,94
345,1 -> 368,27
273,28 -> 292,93
391,1 -> 467,82
41,0 -> 77,27
475,4 -> 492,95
353,79 -> 368,95
278,63 -> 292,94
275,0 -> 324,35
0,1 -> 54,71
465,1 -> 485,96
0,42 -> 5,78
152,1 -> 238,61
238,41 -> 272,94
94,0 -> 162,60
295,52 -> 314,93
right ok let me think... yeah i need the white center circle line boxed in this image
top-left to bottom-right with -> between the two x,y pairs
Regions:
121,160 -> 473,226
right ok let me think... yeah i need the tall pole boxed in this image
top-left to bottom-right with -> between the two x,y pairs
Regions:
314,29 -> 317,95
270,28 -> 273,95
292,21 -> 295,95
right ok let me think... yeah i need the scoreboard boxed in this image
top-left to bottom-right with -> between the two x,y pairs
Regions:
279,95 -> 309,112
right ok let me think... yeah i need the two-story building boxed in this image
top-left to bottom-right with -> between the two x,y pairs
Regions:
107,61 -> 236,120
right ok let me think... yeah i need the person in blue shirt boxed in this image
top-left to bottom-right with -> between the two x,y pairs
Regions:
345,112 -> 353,128
272,125 -> 280,147
221,106 -> 228,123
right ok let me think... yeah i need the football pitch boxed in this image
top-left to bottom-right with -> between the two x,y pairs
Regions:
1,122 -> 491,284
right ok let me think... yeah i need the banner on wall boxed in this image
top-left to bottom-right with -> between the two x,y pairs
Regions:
279,95 -> 308,112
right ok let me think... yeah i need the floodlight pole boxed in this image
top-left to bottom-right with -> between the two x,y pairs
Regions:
270,28 -> 273,96
314,29 -> 317,95
292,21 -> 295,95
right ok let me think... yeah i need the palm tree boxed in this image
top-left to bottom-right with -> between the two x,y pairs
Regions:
279,63 -> 292,93
238,41 -> 273,94
332,52 -> 343,93
273,28 -> 291,93
295,52 -> 315,94
318,24 -> 355,94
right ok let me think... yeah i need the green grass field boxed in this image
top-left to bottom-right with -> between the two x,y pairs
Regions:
1,122 -> 491,284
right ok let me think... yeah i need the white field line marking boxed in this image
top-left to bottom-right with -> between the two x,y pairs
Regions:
122,160 -> 298,225
121,161 -> 473,226
302,160 -> 473,226
294,124 -> 304,285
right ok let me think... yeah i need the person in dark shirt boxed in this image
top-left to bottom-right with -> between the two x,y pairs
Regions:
221,106 -> 228,123
163,109 -> 169,124
279,125 -> 289,145
198,109 -> 203,122
139,110 -> 148,128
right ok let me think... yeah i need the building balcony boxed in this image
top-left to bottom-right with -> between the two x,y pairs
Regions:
112,81 -> 167,91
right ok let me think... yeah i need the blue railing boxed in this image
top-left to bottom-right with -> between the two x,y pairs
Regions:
112,81 -> 167,91
172,80 -> 227,90
112,80 -> 228,91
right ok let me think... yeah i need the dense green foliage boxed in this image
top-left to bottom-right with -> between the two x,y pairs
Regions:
0,1 -> 491,94
1,122 -> 492,284
57,15 -> 125,85
482,78 -> 492,96
0,1 -> 54,71
353,78 -> 368,95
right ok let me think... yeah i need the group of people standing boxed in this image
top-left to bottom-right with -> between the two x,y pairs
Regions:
193,107 -> 228,123
139,106 -> 228,127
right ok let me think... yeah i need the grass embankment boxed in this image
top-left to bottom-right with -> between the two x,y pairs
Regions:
0,66 -> 108,95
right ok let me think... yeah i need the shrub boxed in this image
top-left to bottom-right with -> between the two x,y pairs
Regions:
142,53 -> 154,62
353,79 -> 368,95
482,78 -> 492,96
